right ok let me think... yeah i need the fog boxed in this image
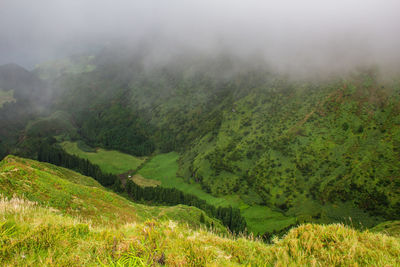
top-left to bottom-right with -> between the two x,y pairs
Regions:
1,0 -> 400,77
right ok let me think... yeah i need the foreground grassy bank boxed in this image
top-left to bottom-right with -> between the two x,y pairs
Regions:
0,156 -> 399,266
1,196 -> 399,266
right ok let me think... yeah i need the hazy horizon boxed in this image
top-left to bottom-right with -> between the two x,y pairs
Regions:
1,0 -> 399,77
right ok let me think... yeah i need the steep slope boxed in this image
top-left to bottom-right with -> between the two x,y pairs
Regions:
182,73 -> 400,224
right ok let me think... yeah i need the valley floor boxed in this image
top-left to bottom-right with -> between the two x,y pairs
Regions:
61,142 -> 297,234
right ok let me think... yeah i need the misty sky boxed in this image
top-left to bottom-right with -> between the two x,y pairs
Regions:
1,0 -> 400,75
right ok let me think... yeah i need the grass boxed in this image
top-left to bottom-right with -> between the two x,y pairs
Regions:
242,206 -> 297,234
138,153 -> 232,207
267,223 -> 400,266
0,156 -> 399,266
371,221 -> 400,238
180,77 -> 400,225
1,195 -> 399,266
0,155 -> 224,231
61,141 -> 145,174
0,89 -> 15,108
132,174 -> 161,187
138,152 -> 296,234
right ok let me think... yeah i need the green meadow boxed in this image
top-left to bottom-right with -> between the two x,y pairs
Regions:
138,153 -> 232,207
61,141 -> 145,174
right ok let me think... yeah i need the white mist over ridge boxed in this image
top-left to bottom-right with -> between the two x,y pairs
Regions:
0,0 -> 399,76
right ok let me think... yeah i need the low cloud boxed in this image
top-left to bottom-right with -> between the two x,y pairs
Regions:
0,0 -> 399,77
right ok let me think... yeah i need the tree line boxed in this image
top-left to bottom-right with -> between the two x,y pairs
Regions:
124,179 -> 246,232
37,144 -> 246,233
38,143 -> 117,187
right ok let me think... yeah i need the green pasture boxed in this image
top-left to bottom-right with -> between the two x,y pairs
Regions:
61,141 -> 145,174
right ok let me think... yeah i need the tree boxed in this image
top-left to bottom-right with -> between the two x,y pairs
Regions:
200,213 -> 205,224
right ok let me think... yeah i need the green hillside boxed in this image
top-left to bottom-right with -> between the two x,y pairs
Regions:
178,73 -> 400,227
0,156 -> 399,266
0,155 -> 223,230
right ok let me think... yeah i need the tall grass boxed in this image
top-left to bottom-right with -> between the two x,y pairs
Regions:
1,196 -> 399,266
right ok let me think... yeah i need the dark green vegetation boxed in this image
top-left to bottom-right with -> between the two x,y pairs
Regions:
1,156 -> 399,266
0,48 -> 399,236
0,63 -> 49,159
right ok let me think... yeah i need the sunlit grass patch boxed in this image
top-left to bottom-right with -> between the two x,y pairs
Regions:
131,174 -> 161,187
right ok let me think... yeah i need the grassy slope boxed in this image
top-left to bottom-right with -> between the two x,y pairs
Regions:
0,155 -> 224,230
371,221 -> 400,238
1,196 -> 399,266
61,141 -> 145,174
181,76 -> 400,227
138,152 -> 296,234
